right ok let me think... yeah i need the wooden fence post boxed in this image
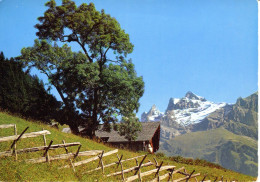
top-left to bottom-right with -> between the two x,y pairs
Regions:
62,140 -> 76,172
97,151 -> 104,174
117,154 -> 125,181
168,168 -> 175,182
183,169 -> 188,175
201,175 -> 207,182
185,170 -> 195,182
214,177 -> 218,182
10,127 -> 29,149
42,128 -> 50,162
43,140 -> 53,163
117,154 -> 123,168
62,140 -> 69,153
135,155 -> 147,182
134,155 -> 147,175
13,124 -> 17,160
167,167 -> 185,182
155,161 -> 163,182
74,145 -> 82,159
153,157 -> 158,167
10,126 -> 29,161
135,159 -> 142,182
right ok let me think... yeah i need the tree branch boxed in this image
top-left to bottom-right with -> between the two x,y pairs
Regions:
59,33 -> 93,63
99,45 -> 103,64
104,42 -> 111,58
82,21 -> 102,45
74,34 -> 93,63
106,59 -> 120,64
38,66 -> 67,108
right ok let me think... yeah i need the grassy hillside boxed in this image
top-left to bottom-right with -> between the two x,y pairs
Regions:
0,112 -> 256,181
159,128 -> 257,177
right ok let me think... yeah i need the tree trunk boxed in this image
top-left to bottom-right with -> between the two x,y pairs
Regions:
86,88 -> 99,138
53,83 -> 80,135
68,122 -> 80,135
83,121 -> 96,138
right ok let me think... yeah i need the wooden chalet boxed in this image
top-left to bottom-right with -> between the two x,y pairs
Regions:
95,122 -> 160,153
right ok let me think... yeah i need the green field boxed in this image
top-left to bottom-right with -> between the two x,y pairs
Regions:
0,112 -> 256,181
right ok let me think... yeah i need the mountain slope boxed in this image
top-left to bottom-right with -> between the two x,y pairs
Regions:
191,92 -> 258,139
0,112 -> 256,181
159,128 -> 257,176
158,92 -> 258,177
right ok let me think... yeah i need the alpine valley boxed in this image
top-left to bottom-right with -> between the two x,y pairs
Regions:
141,91 -> 258,177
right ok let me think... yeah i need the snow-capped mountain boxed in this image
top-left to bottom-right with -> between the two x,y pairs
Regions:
159,92 -> 258,177
141,91 -> 226,127
141,104 -> 164,122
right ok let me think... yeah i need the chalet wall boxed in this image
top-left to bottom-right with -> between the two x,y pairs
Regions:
151,125 -> 160,152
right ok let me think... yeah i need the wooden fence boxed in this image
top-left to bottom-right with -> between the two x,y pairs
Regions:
0,124 -> 226,181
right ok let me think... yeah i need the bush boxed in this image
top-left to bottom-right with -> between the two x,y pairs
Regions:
169,156 -> 224,169
155,152 -> 166,158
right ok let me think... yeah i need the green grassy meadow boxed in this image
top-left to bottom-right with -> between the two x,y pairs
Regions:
0,112 -> 256,181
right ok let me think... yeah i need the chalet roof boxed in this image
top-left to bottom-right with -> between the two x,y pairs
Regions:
95,122 -> 160,142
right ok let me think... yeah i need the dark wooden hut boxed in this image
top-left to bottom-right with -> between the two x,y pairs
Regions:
95,122 -> 160,153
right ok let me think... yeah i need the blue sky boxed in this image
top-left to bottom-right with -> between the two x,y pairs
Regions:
0,0 -> 258,117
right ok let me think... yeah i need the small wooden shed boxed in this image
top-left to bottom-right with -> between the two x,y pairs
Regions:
95,122 -> 160,153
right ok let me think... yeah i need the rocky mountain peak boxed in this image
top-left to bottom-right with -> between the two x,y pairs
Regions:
235,92 -> 258,112
166,96 -> 200,111
141,104 -> 163,122
165,92 -> 207,112
166,98 -> 175,111
185,91 -> 199,100
148,104 -> 160,115
185,91 -> 206,101
151,104 -> 157,110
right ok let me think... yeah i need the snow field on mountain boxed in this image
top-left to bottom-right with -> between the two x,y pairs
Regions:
173,99 -> 226,126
